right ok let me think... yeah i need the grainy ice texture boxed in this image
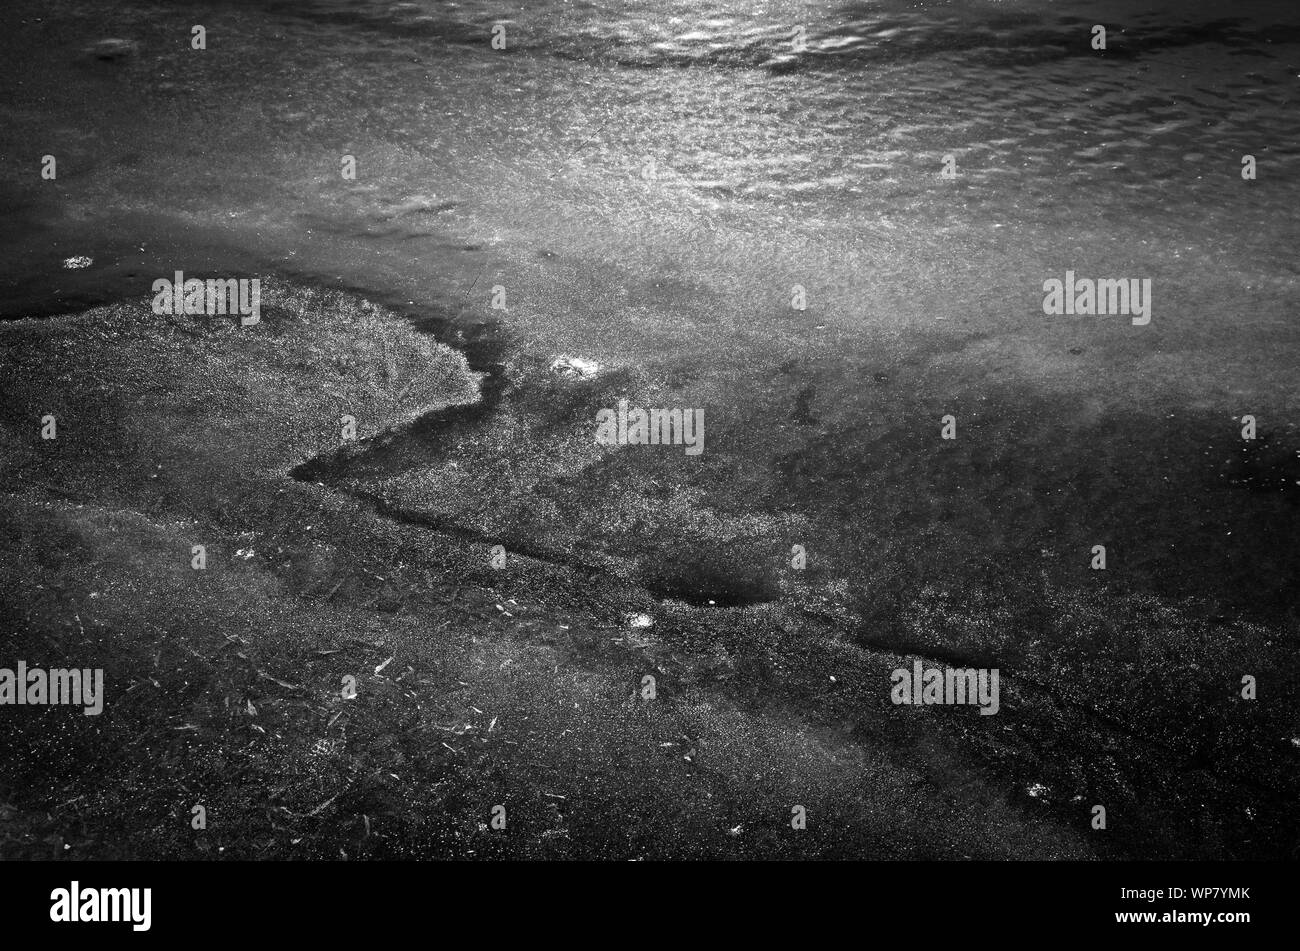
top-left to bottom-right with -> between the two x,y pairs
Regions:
0,0 -> 1297,860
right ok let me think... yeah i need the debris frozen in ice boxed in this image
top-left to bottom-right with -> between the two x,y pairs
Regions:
549,354 -> 601,379
87,39 -> 138,61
